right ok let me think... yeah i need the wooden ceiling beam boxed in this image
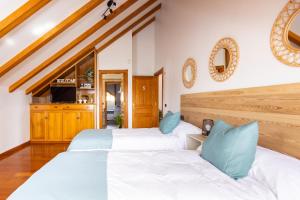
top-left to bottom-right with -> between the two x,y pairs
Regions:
9,0 -> 138,93
0,0 -> 104,78
0,0 -> 51,39
25,1 -> 160,95
132,16 -> 155,36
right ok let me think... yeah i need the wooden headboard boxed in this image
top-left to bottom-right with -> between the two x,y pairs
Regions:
181,83 -> 300,159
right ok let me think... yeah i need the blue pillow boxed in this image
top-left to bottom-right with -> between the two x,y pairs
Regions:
159,111 -> 173,127
159,112 -> 180,134
201,120 -> 259,179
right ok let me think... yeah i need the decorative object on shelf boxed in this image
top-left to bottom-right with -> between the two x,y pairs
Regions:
209,37 -> 239,82
115,114 -> 122,128
182,58 -> 197,88
56,79 -> 76,84
202,119 -> 214,136
85,67 -> 94,83
102,0 -> 117,20
270,0 -> 300,67
80,83 -> 92,89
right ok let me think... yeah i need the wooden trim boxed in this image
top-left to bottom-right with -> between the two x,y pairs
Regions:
132,17 -> 155,36
0,141 -> 30,160
0,0 -> 104,78
99,70 -> 128,128
181,83 -> 300,159
97,6 -> 160,52
154,67 -> 163,76
26,0 -> 159,95
9,0 -> 138,93
0,0 -> 50,39
288,31 -> 300,47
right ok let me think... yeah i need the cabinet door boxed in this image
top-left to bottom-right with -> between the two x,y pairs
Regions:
62,111 -> 80,141
79,111 -> 95,131
46,111 -> 63,141
31,111 -> 46,141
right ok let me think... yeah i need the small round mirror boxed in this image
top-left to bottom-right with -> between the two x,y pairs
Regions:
182,58 -> 197,88
213,48 -> 230,73
287,11 -> 300,49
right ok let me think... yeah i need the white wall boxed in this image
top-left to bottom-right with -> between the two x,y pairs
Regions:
155,0 -> 300,113
0,87 -> 30,153
97,31 -> 133,128
132,22 -> 156,75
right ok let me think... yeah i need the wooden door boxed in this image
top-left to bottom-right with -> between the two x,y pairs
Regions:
45,111 -> 63,141
79,111 -> 95,131
31,111 -> 46,141
62,111 -> 80,141
132,76 -> 158,128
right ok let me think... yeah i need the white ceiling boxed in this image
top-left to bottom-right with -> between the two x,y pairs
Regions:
0,0 -> 160,92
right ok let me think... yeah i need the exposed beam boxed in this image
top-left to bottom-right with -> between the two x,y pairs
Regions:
26,2 -> 161,95
0,0 -> 104,78
0,0 -> 51,39
288,31 -> 300,47
132,17 -> 155,36
9,0 -> 138,92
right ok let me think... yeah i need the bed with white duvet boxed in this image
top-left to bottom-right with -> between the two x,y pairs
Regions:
8,150 -> 282,200
68,121 -> 200,151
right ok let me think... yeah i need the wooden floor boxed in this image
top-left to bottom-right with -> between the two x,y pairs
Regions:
0,143 -> 68,200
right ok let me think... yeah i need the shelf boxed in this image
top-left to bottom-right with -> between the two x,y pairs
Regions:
78,88 -> 95,90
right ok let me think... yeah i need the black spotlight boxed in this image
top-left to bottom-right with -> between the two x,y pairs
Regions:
102,0 -> 117,20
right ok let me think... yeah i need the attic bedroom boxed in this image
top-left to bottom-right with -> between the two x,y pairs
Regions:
0,0 -> 300,199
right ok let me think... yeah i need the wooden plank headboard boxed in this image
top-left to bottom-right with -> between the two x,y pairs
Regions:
181,83 -> 300,159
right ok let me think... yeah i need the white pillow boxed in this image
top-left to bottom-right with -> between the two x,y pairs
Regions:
171,120 -> 201,136
171,121 -> 201,149
249,146 -> 300,200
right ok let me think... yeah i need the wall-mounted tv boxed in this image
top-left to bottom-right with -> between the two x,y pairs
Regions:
51,86 -> 76,103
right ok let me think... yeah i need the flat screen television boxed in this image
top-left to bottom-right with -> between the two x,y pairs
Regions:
51,86 -> 76,103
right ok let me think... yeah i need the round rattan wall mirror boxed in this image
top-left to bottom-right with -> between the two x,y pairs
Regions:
182,58 -> 197,88
270,0 -> 300,67
209,37 -> 239,82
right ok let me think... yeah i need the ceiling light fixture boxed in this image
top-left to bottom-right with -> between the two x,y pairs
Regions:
102,0 -> 117,20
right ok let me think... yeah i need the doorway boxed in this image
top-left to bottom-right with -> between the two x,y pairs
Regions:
154,68 -> 164,121
99,70 -> 128,129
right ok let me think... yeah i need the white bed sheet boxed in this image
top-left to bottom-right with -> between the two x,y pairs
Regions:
108,151 -> 276,200
9,150 -> 276,200
111,128 -> 184,151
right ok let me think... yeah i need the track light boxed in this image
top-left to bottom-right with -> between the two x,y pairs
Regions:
102,0 -> 117,20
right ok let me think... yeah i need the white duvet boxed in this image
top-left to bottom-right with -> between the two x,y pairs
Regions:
9,151 -> 276,200
111,128 -> 184,150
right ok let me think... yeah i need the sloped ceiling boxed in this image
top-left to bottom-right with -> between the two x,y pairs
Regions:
0,0 -> 160,94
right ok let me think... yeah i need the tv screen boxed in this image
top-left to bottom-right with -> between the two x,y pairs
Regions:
51,87 -> 76,103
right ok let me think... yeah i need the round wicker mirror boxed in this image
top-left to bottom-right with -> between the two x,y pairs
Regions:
270,0 -> 300,67
209,38 -> 239,82
182,58 -> 197,88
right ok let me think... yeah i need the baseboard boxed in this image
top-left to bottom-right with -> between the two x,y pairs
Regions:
30,141 -> 71,144
0,141 -> 30,160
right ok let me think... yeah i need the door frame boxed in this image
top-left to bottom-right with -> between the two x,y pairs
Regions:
98,70 -> 128,128
154,67 -> 164,113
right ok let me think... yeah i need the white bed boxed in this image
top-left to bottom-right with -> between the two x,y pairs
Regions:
8,150 -> 276,200
68,121 -> 200,151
